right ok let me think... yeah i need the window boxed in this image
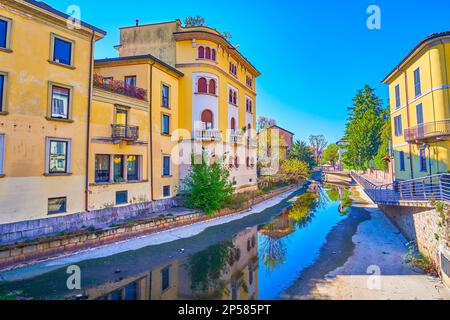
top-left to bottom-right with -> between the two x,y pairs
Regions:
127,155 -> 139,181
48,139 -> 69,174
95,155 -> 110,183
124,76 -> 136,88
229,88 -> 238,105
124,282 -> 138,300
161,266 -> 171,291
0,17 -> 11,50
0,73 -> 6,112
414,68 -> 421,97
419,148 -> 427,172
416,103 -> 424,125
51,85 -> 70,119
246,98 -> 253,113
163,185 -> 171,198
230,117 -> 236,132
246,75 -> 253,88
208,79 -> 216,95
229,62 -> 237,76
116,191 -> 128,205
399,151 -> 405,171
198,46 -> 216,61
48,197 -> 67,215
201,110 -> 214,129
197,77 -> 207,93
162,114 -> 170,135
0,134 -> 4,176
103,77 -> 113,84
394,115 -> 403,136
52,36 -> 73,66
395,84 -> 401,109
162,84 -> 170,108
113,155 -> 124,182
198,46 -> 205,59
163,155 -> 171,176
115,108 -> 128,126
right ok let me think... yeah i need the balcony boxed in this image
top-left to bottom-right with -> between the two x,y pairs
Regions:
195,129 -> 221,141
247,137 -> 258,148
94,74 -> 147,101
111,124 -> 139,141
404,119 -> 450,143
230,133 -> 243,145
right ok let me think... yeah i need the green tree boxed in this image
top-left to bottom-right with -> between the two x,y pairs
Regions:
344,85 -> 385,169
279,159 -> 310,184
182,153 -> 236,215
322,143 -> 339,167
373,110 -> 391,170
309,135 -> 328,163
184,16 -> 206,27
288,140 -> 317,169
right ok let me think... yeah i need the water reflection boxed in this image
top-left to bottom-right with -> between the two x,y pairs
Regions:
0,185 -> 352,300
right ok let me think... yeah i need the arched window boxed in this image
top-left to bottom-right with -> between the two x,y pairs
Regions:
230,117 -> 236,132
205,47 -> 211,60
212,49 -> 216,61
246,157 -> 250,168
198,46 -> 205,59
197,77 -> 207,93
208,79 -> 216,95
229,89 -> 233,103
234,156 -> 240,168
249,101 -> 253,113
233,92 -> 237,105
201,109 -> 213,129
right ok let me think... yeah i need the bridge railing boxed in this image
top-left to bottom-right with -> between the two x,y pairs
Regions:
351,171 -> 450,204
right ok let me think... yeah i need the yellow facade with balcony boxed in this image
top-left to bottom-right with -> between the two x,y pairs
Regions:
0,0 -> 105,224
383,32 -> 450,181
115,20 -> 260,191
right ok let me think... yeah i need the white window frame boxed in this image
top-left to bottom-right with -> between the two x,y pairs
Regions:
45,137 -> 72,175
0,134 -> 5,176
0,16 -> 13,51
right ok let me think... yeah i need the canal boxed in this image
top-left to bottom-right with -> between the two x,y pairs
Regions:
0,184 -> 353,300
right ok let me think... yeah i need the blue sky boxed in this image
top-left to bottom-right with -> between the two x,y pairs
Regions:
47,0 -> 450,143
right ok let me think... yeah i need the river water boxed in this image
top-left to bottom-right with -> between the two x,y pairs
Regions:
0,185 -> 352,300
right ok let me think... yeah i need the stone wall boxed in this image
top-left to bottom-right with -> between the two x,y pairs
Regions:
0,198 -> 179,245
380,205 -> 441,265
0,185 -> 298,270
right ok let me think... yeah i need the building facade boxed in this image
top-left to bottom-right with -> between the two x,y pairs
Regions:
383,32 -> 450,181
115,20 -> 260,192
0,0 -> 105,224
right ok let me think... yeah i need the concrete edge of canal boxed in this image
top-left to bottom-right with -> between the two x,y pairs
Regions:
0,184 -> 302,272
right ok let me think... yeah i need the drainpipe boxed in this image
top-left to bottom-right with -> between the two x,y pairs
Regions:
149,62 -> 155,201
85,30 -> 95,212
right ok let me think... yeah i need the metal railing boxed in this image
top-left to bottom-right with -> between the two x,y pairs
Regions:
230,133 -> 243,145
404,119 -> 450,142
111,124 -> 139,141
351,171 -> 450,205
247,137 -> 258,148
194,129 -> 221,141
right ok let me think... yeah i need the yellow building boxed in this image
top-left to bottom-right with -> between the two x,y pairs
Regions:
94,55 -> 183,203
383,32 -> 450,181
0,0 -> 105,224
115,20 -> 261,191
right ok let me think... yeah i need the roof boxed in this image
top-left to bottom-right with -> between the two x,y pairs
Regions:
269,125 -> 295,136
95,54 -> 184,77
23,0 -> 106,35
382,31 -> 450,84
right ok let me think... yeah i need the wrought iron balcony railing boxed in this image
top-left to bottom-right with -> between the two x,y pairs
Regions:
194,129 -> 221,141
111,124 -> 139,141
404,119 -> 450,143
230,133 -> 243,145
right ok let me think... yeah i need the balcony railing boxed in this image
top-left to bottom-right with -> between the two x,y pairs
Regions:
195,129 -> 221,141
247,137 -> 258,148
111,124 -> 139,141
94,74 -> 147,101
404,119 -> 450,143
230,133 -> 243,145
351,171 -> 450,205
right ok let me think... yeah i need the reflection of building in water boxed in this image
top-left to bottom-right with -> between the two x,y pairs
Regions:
259,209 -> 294,239
86,227 -> 258,300
87,260 -> 179,300
178,226 -> 259,300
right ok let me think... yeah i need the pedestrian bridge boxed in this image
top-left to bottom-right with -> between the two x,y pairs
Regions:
351,172 -> 450,207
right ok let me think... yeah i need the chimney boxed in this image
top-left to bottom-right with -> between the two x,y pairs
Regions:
136,19 -> 139,27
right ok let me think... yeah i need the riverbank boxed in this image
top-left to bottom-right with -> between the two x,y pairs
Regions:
0,184 -> 301,274
282,186 -> 450,300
